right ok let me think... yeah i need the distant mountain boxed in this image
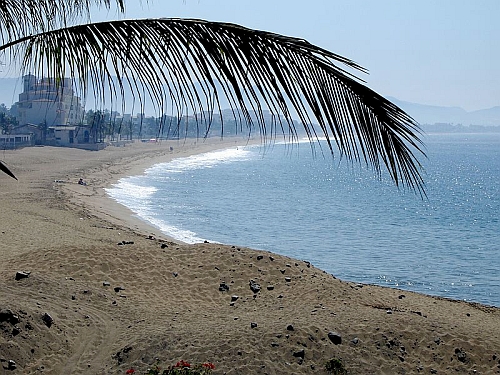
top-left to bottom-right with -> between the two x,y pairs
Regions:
387,96 -> 500,126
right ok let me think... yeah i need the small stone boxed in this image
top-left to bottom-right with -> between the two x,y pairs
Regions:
12,326 -> 21,336
8,360 -> 16,370
161,243 -> 168,249
172,272 -> 178,277
251,322 -> 258,328
256,255 -> 264,260
71,295 -> 76,300
103,281 -> 111,286
286,324 -> 294,331
42,313 -> 53,328
328,331 -> 342,345
285,277 -> 292,282
271,342 -> 279,347
269,256 -> 274,261
280,269 -> 285,274
231,295 -> 239,302
398,294 -> 406,299
267,285 -> 275,290
0,309 -> 20,325
293,349 -> 305,359
387,309 -> 393,314
114,286 -> 125,293
219,282 -> 229,292
351,337 -> 359,345
15,271 -> 30,280
249,280 -> 261,293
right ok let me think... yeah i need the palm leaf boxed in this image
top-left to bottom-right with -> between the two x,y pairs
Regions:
0,0 -> 125,42
2,18 -> 426,194
0,160 -> 17,180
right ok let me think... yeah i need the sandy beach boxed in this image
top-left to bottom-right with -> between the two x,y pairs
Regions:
1,139 -> 499,375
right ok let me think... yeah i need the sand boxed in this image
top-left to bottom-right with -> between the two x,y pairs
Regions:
0,139 -> 499,375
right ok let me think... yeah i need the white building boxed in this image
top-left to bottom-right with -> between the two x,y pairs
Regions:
16,75 -> 84,126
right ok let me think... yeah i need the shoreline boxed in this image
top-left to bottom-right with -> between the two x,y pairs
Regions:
1,139 -> 499,374
62,137 -> 261,243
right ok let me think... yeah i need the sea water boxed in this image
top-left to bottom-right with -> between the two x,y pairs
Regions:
106,133 -> 500,307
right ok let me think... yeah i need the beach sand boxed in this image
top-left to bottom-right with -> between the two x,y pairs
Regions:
0,139 -> 499,375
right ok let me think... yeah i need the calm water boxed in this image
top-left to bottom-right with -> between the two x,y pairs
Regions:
107,133 -> 500,307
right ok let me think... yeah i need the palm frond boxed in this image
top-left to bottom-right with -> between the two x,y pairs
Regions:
0,160 -> 17,180
3,18 -> 426,194
0,0 -> 125,42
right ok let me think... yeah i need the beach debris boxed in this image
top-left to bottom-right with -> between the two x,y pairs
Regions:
15,271 -> 30,281
328,331 -> 342,345
249,280 -> 261,293
219,282 -> 230,292
42,313 -> 53,328
286,324 -> 294,331
251,322 -> 258,328
114,286 -> 125,293
231,295 -> 239,302
293,349 -> 305,359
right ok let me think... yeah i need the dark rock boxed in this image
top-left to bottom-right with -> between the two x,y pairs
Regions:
219,282 -> 230,292
267,285 -> 274,290
285,277 -> 292,282
398,294 -> 406,299
231,295 -> 239,302
328,331 -> 342,345
286,324 -> 294,331
114,286 -> 125,293
172,272 -> 178,277
271,342 -> 279,347
351,337 -> 359,345
71,295 -> 76,300
455,348 -> 468,363
103,281 -> 111,286
430,369 -> 437,374
25,322 -> 33,330
15,271 -> 30,280
12,327 -> 21,336
256,255 -> 264,260
204,240 -> 209,243
387,309 -> 393,314
249,280 -> 261,293
269,256 -> 274,261
280,269 -> 285,274
161,243 -> 168,249
251,322 -> 258,328
7,360 -> 16,370
42,313 -> 53,328
293,349 -> 305,359
0,309 -> 20,325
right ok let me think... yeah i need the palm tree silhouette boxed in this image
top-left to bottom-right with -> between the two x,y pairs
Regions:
0,0 -> 425,194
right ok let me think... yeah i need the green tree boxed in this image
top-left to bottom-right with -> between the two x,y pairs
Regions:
0,1 -> 425,193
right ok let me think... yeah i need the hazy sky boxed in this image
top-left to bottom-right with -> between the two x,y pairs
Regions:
90,0 -> 498,111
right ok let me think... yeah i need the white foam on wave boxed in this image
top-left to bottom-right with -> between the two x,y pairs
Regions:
145,147 -> 254,176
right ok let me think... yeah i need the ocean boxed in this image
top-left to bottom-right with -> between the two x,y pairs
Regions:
106,133 -> 500,307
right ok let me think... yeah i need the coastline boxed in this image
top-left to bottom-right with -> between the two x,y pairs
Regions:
1,140 -> 499,374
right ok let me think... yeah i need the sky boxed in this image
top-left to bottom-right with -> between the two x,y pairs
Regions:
89,0 -> 499,112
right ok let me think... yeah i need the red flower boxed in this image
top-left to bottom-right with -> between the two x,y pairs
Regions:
126,369 -> 135,374
175,360 -> 191,368
202,362 -> 216,370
